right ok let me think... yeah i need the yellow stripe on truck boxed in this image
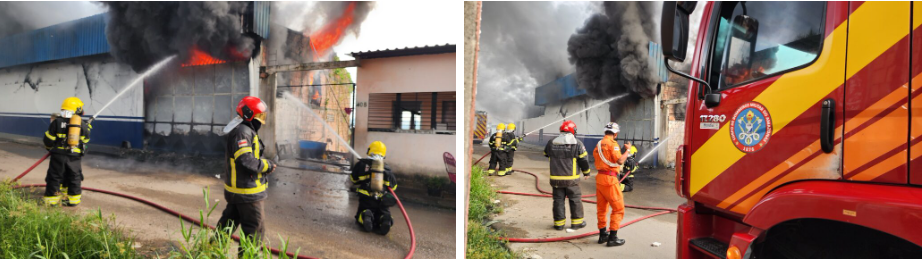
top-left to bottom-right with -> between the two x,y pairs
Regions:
690,2 -> 911,196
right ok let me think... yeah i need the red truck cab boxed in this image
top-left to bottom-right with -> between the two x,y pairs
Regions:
662,1 -> 921,258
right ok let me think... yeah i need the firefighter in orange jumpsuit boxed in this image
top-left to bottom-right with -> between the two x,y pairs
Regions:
593,122 -> 632,246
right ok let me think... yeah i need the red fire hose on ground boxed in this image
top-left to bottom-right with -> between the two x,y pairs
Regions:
10,153 -> 416,259
474,151 -> 677,243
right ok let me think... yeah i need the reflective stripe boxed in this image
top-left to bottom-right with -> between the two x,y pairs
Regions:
578,151 -> 588,158
571,218 -> 584,224
351,174 -> 370,183
261,159 -> 269,173
80,136 -> 90,143
554,219 -> 566,226
43,196 -> 61,205
596,140 -> 621,168
45,131 -> 56,140
68,195 -> 81,204
234,147 -> 253,159
550,158 -> 582,180
88,124 -> 93,130
224,183 -> 268,194
57,133 -> 66,138
72,148 -> 82,153
254,135 -> 261,158
582,168 -> 591,174
357,189 -> 371,196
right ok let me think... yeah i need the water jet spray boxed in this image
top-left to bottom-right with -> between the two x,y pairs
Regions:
524,94 -> 629,136
90,55 -> 177,123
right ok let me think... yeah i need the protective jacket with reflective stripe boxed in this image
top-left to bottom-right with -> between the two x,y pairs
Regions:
350,158 -> 398,199
224,123 -> 275,204
488,130 -> 506,151
43,116 -> 90,157
544,133 -> 591,187
504,131 -> 520,151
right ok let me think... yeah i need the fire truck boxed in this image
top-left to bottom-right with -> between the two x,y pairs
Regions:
661,1 -> 921,258
473,111 -> 488,144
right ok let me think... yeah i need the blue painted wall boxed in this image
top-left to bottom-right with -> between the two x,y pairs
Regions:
0,113 -> 143,149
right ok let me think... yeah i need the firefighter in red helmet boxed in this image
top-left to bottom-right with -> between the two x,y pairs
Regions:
544,120 -> 591,230
216,96 -> 276,254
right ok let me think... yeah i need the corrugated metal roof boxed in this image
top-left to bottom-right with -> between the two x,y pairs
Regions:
251,1 -> 271,39
0,13 -> 110,69
347,44 -> 455,60
534,74 -> 586,106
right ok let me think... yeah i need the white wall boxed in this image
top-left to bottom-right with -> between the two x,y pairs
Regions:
354,52 -> 455,177
0,55 -> 141,118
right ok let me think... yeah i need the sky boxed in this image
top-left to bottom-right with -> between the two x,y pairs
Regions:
5,1 -> 456,83
475,1 -> 598,123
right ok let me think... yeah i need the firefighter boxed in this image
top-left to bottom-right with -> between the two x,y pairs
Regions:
504,123 -> 521,174
487,123 -> 509,176
350,141 -> 399,235
619,145 -> 638,192
216,96 -> 276,251
593,122 -> 632,246
544,120 -> 591,230
42,97 -> 91,206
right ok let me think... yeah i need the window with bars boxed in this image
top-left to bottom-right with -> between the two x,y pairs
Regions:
368,91 -> 455,133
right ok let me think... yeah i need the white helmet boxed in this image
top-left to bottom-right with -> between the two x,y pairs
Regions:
604,122 -> 620,134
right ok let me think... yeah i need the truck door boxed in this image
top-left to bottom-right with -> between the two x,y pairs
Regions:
842,1 -> 914,184
686,2 -> 848,215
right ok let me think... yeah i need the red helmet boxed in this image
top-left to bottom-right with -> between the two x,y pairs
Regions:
560,120 -> 577,134
237,96 -> 268,122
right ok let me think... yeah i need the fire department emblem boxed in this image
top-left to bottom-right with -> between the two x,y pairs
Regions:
729,101 -> 772,153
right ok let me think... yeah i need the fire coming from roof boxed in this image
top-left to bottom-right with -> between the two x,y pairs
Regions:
102,2 -> 257,72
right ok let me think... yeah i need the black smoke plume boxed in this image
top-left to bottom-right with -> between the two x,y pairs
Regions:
102,2 -> 256,72
567,2 -> 661,100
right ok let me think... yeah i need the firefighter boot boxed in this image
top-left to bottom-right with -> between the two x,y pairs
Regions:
63,194 -> 81,207
606,230 -> 626,247
359,210 -> 375,232
375,214 -> 393,236
571,221 -> 587,230
598,229 -> 609,244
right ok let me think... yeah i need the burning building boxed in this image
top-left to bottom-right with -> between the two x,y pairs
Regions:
516,42 -> 685,167
0,2 -> 365,162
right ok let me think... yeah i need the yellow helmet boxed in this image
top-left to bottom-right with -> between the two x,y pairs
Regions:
629,145 -> 638,155
496,123 -> 506,131
368,141 -> 387,157
61,97 -> 84,115
507,123 -> 516,131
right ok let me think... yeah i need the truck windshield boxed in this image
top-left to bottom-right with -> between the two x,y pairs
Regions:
710,1 -> 826,89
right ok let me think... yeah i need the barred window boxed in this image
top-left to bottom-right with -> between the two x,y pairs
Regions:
368,91 -> 455,133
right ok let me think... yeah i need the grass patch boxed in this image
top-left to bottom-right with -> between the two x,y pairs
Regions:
0,183 -> 138,259
466,165 -> 520,259
169,187 -> 300,259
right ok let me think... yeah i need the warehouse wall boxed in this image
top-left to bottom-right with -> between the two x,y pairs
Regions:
354,53 -> 455,178
0,55 -> 144,148
144,61 -> 251,155
518,96 -> 661,167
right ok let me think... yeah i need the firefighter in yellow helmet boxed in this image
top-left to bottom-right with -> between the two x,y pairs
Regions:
41,97 -> 91,206
504,123 -> 521,174
487,123 -> 509,176
350,141 -> 398,235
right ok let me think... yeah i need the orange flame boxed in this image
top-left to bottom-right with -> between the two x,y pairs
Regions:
182,46 -> 229,67
308,2 -> 356,55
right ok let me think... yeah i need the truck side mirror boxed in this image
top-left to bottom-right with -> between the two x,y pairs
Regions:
705,93 -> 721,108
661,1 -> 697,62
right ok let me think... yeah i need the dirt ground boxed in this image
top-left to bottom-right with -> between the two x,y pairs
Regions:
474,143 -> 686,259
0,141 -> 455,259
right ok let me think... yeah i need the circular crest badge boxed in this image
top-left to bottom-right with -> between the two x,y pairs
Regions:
729,101 -> 772,153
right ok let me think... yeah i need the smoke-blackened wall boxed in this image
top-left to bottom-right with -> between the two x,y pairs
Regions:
567,2 -> 661,100
102,2 -> 256,72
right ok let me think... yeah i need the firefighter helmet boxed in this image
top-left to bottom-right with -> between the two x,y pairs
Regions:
507,123 -> 516,131
368,141 -> 387,157
236,96 -> 268,123
61,97 -> 84,115
496,123 -> 506,131
604,122 -> 620,135
629,144 -> 637,155
560,120 -> 577,134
